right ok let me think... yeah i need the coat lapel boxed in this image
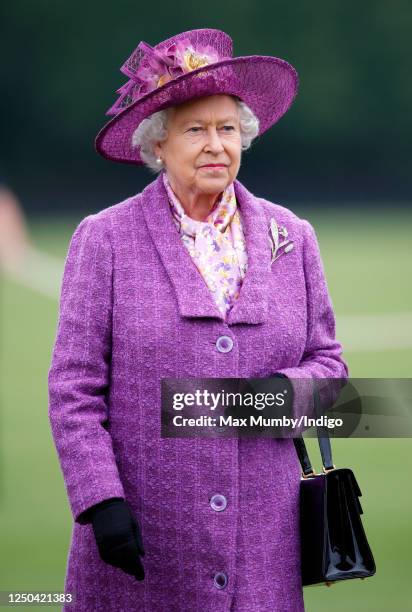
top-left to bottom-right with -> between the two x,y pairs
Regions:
140,173 -> 223,320
226,179 -> 270,325
139,172 -> 270,325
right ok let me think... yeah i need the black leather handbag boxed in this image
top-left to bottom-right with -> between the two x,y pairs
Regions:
293,389 -> 377,587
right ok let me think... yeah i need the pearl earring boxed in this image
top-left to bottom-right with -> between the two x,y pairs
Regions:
156,157 -> 162,164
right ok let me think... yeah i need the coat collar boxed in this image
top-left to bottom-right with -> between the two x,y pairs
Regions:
139,172 -> 271,325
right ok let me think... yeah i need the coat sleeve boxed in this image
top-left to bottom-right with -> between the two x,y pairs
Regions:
275,219 -> 349,427
48,215 -> 125,524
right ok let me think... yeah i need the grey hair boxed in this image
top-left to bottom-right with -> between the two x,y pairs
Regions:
131,97 -> 260,173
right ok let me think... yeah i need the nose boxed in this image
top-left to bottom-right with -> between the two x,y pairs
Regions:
204,127 -> 225,154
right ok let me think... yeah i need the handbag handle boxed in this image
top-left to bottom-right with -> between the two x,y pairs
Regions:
292,385 -> 335,477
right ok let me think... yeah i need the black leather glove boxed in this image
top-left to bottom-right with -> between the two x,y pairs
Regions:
85,498 -> 145,581
247,373 -> 294,416
224,374 -> 294,435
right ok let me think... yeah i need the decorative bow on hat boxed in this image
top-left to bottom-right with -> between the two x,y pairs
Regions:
107,39 -> 221,116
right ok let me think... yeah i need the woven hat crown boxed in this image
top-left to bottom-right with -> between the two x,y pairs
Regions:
107,29 -> 233,116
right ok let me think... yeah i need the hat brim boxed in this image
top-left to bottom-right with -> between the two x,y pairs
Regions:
95,55 -> 299,165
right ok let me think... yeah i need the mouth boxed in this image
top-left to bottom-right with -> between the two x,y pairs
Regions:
200,164 -> 228,168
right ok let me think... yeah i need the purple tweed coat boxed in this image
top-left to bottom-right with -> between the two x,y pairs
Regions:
48,171 -> 348,612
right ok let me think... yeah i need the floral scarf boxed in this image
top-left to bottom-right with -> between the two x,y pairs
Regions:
163,171 -> 248,317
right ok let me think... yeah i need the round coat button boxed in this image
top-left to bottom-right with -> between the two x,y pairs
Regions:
216,335 -> 233,353
210,494 -> 227,512
213,571 -> 228,589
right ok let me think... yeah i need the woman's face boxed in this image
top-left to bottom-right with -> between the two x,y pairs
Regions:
154,94 -> 242,196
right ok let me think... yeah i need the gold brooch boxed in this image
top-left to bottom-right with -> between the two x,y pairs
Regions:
269,218 -> 294,264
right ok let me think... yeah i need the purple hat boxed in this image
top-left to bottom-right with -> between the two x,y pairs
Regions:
95,28 -> 299,165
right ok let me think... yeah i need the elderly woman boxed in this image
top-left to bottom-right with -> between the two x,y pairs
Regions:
48,28 -> 348,611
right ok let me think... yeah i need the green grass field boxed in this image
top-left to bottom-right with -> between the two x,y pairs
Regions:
0,208 -> 411,611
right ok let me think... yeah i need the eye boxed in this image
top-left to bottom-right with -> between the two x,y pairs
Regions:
188,127 -> 202,133
221,125 -> 235,132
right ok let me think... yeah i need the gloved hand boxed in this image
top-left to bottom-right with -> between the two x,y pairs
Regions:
86,498 -> 145,581
247,373 -> 294,415
224,374 -> 294,436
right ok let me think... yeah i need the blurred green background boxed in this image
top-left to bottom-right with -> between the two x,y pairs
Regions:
1,1 -> 411,611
